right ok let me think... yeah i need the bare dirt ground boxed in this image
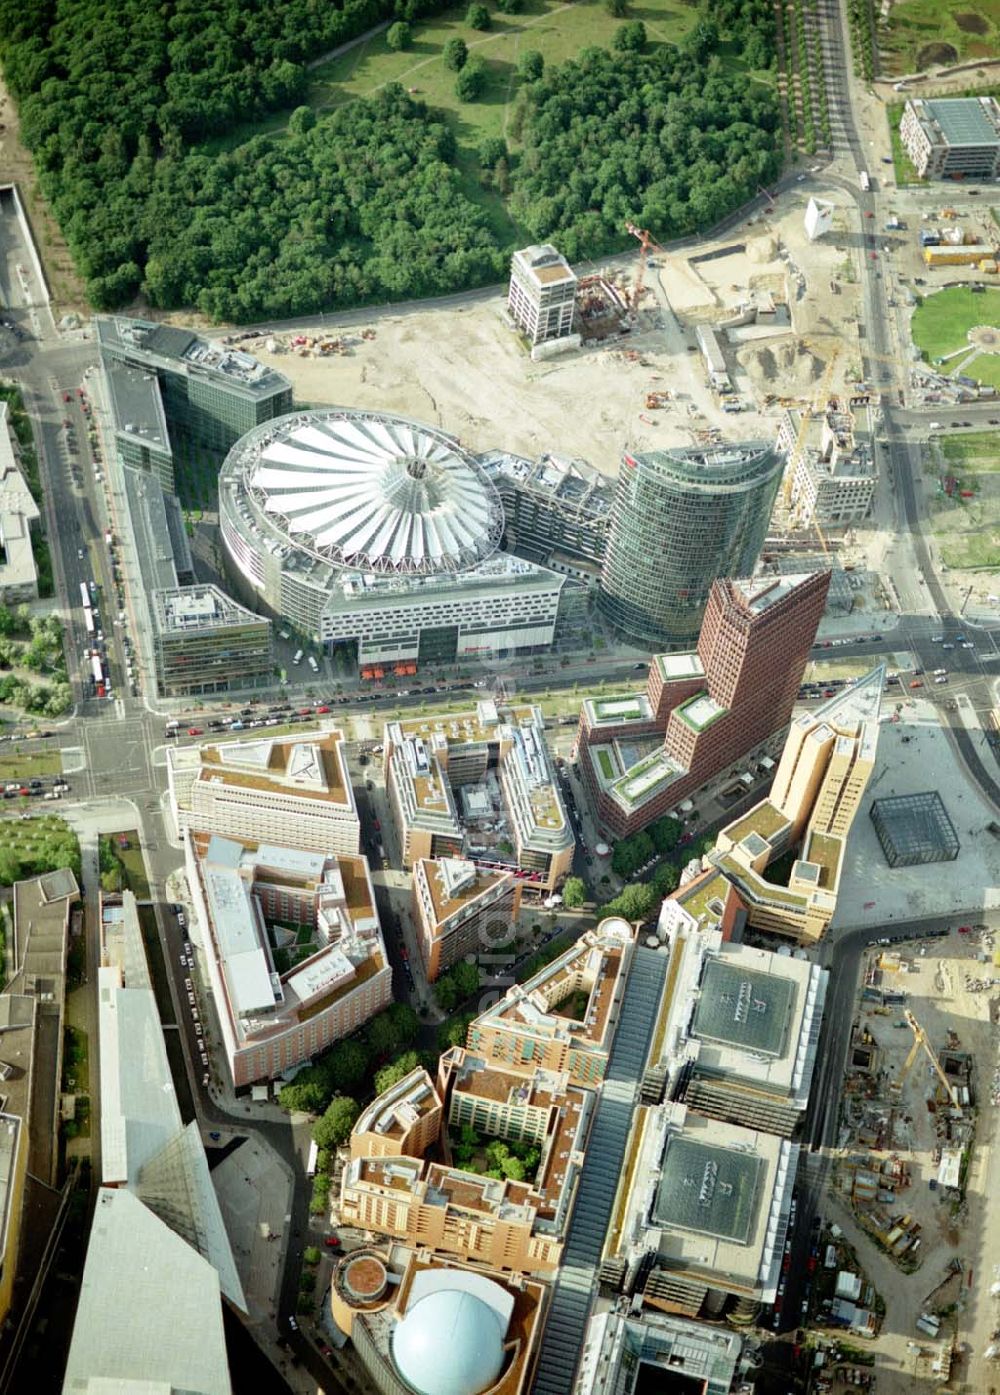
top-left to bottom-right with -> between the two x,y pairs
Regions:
831,930 -> 1000,1394
0,76 -> 87,316
242,181 -> 863,477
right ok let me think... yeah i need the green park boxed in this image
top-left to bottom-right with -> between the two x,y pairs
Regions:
912,286 -> 1000,390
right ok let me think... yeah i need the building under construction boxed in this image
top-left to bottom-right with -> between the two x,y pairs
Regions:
507,245 -> 579,350
778,400 -> 876,529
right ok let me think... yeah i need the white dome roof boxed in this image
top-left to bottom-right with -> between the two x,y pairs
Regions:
244,410 -> 503,575
392,1289 -> 506,1395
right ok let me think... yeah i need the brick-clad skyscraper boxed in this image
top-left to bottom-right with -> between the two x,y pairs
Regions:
577,571 -> 831,838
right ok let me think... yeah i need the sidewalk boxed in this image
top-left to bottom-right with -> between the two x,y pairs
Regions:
212,1132 -> 294,1319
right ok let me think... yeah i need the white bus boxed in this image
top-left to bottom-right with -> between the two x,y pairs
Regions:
306,1138 -> 319,1177
859,170 -> 871,192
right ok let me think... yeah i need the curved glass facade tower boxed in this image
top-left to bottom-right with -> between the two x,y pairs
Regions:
597,443 -> 783,647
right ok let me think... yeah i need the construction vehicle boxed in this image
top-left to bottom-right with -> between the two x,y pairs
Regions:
893,1010 -> 961,1109
645,391 -> 671,409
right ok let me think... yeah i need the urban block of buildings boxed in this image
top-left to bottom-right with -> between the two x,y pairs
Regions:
340,1052 -> 592,1275
63,890 -> 238,1393
778,401 -> 876,528
0,400 -> 40,604
596,443 -> 784,647
332,920 -> 641,1395
384,701 -> 574,896
168,728 -> 360,855
576,1308 -> 749,1395
899,96 -> 1000,180
0,869 -> 78,1331
184,834 -> 391,1086
97,314 -> 293,491
150,583 -> 274,697
578,571 -> 831,838
507,244 -> 579,349
62,1188 -> 233,1395
480,450 -> 613,580
330,910 -> 775,1395
465,920 -> 634,1089
412,858 -> 521,983
219,408 -> 565,665
649,901 -> 829,1135
119,411 -> 274,700
607,1099 -> 800,1313
708,666 -> 882,942
330,1246 -> 549,1395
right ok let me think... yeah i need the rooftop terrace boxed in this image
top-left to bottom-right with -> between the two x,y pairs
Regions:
198,730 -> 348,805
723,802 -> 791,847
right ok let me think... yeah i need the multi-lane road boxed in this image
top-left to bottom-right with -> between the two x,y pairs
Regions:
3,15 -> 1000,1370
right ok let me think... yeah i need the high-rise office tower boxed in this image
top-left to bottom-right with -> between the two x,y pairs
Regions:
597,443 -> 784,647
578,571 -> 831,838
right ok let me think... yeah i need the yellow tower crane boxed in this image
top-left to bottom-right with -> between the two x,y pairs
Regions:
781,348 -> 842,560
892,1009 -> 961,1110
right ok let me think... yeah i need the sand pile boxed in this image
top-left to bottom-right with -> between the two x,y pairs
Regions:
737,338 -> 825,392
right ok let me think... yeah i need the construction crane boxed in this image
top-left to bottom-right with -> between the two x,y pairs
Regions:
625,223 -> 666,313
780,347 -> 842,563
893,1009 -> 961,1110
783,347 -> 840,510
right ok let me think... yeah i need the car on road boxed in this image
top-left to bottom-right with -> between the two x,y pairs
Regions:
187,727 -> 203,736
315,705 -> 330,714
287,1316 -> 298,1332
324,1236 -> 341,1249
958,924 -> 972,934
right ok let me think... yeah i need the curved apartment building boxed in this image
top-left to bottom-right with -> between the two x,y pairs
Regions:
597,443 -> 783,646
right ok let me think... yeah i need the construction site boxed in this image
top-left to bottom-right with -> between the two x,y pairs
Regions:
224,184 -> 867,485
827,926 -> 1000,1395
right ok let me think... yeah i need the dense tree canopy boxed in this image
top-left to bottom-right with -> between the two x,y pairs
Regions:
509,45 -> 781,262
0,0 -> 780,320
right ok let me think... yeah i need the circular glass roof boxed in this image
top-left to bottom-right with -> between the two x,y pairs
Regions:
392,1289 -> 506,1395
246,411 -> 503,575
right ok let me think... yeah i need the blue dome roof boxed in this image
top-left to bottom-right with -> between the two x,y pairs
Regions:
392,1288 -> 506,1395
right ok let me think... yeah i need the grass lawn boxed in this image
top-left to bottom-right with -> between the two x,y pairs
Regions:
196,0 -> 713,244
911,285 -> 1000,362
105,830 -> 151,899
878,0 -> 1000,74
931,427 -> 1000,565
886,102 -> 926,187
0,814 -> 75,864
941,431 -> 1000,468
0,751 -> 63,780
